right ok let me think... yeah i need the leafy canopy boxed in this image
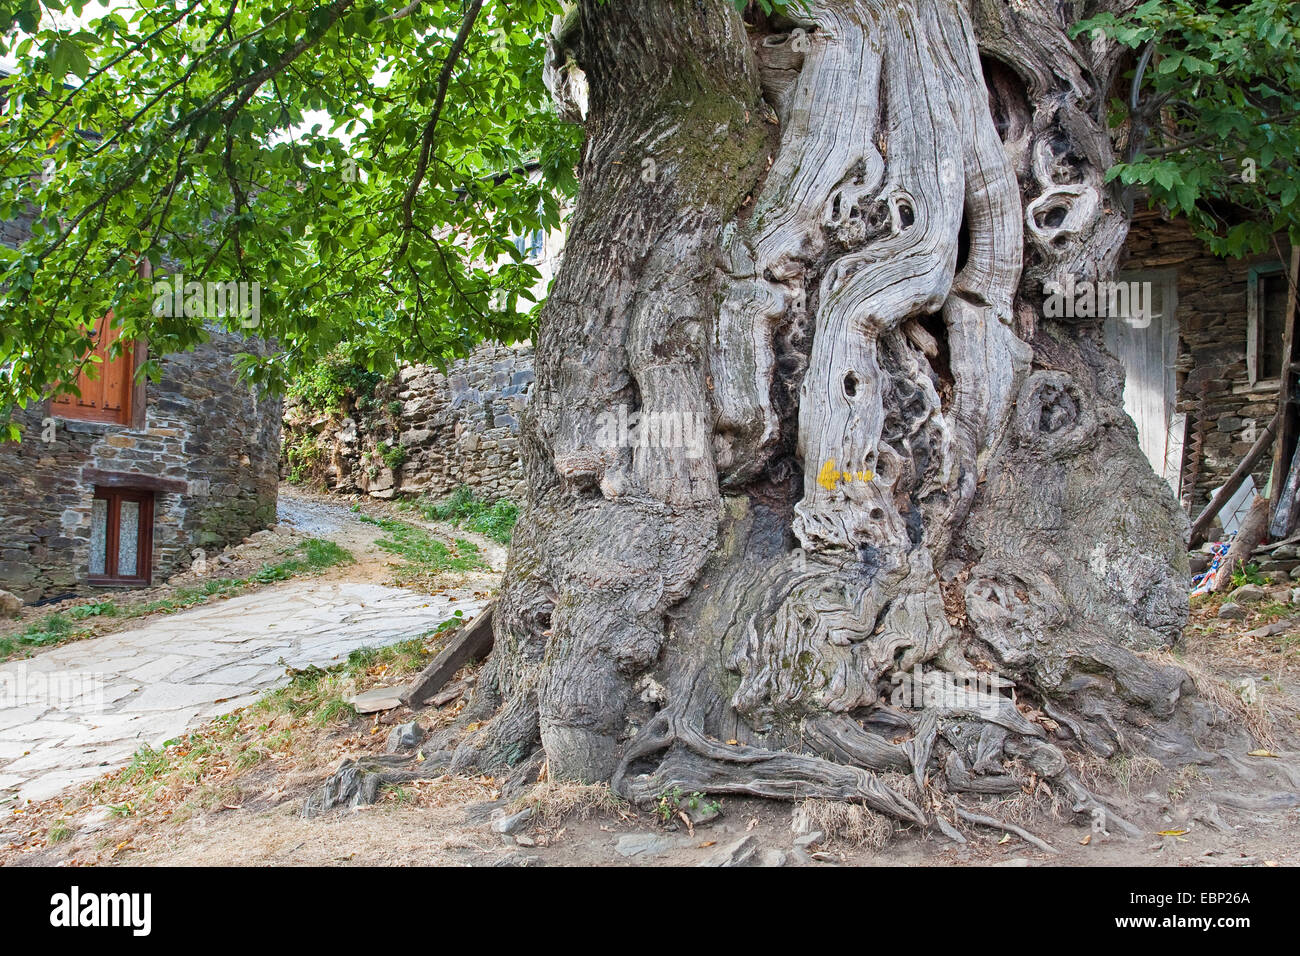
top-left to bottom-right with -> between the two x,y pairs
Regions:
1079,0 -> 1300,257
0,0 -> 581,438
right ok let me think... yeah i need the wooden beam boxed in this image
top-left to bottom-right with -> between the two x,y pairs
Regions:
400,603 -> 495,708
1271,437 -> 1300,538
1268,244 -> 1300,534
1214,494 -> 1272,591
81,468 -> 189,494
1189,408 -> 1281,547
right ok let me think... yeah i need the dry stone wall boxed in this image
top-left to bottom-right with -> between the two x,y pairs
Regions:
283,343 -> 532,505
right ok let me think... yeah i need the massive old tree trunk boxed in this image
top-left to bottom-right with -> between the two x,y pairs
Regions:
434,0 -> 1222,833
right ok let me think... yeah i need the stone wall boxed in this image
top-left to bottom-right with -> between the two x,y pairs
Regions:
1121,213 -> 1294,515
0,209 -> 34,249
0,328 -> 282,603
283,343 -> 532,504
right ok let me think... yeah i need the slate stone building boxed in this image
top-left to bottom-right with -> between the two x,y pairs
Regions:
0,216 -> 282,603
1110,211 -> 1297,521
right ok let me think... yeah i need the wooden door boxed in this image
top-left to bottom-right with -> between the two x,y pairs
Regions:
1104,271 -> 1184,494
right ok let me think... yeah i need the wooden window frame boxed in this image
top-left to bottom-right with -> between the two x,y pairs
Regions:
48,315 -> 147,428
1248,262 -> 1288,387
88,487 -> 154,587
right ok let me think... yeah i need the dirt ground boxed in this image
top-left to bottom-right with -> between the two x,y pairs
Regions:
5,756 -> 1297,867
3,494 -> 1299,868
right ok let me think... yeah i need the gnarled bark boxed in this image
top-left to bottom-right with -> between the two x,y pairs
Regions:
421,0 -> 1242,838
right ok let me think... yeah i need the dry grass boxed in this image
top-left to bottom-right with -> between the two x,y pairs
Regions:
1066,748 -> 1163,796
378,773 -> 501,809
512,779 -> 632,830
992,776 -> 1069,826
1109,753 -> 1164,793
1166,763 -> 1206,804
793,798 -> 894,850
1144,648 -> 1285,748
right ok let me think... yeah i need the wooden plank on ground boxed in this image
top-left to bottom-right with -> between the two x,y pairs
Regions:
400,602 -> 495,708
1215,495 -> 1272,591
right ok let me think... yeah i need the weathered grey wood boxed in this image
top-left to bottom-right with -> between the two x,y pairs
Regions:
1190,409 -> 1281,546
430,681 -> 468,707
1268,245 -> 1300,518
400,604 -> 495,708
1103,275 -> 1183,491
1215,495 -> 1271,592
1270,437 -> 1300,539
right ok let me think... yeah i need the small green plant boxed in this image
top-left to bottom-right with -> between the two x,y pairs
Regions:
23,612 -> 73,642
654,787 -> 721,825
285,433 -> 326,485
1231,563 -> 1267,588
378,441 -> 407,471
434,610 -> 465,633
384,784 -> 413,804
67,600 -> 118,620
46,819 -> 72,844
0,611 -> 80,659
287,350 -> 383,414
420,486 -> 519,544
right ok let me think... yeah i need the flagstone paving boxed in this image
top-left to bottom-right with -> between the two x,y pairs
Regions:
0,582 -> 484,803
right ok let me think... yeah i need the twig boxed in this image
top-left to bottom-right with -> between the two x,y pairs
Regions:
954,807 -> 1059,854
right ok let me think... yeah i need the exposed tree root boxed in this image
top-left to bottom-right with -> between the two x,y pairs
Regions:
610,711 -> 929,825
302,753 -> 449,817
953,806 -> 1058,854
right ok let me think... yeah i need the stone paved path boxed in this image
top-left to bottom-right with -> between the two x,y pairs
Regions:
0,582 -> 484,803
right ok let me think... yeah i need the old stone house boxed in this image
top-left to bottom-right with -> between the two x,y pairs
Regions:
0,214 -> 282,604
1110,211 -> 1298,529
